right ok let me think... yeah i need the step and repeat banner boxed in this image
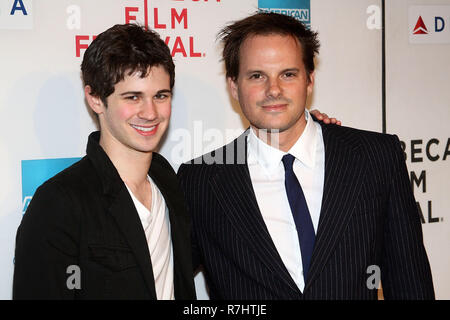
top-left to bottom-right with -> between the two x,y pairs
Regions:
386,0 -> 450,299
0,0 -> 448,299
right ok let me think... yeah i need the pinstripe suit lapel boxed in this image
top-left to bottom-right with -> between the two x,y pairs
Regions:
209,135 -> 301,295
305,124 -> 366,292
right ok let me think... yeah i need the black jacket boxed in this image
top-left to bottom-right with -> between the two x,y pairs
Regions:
13,131 -> 196,299
178,122 -> 434,300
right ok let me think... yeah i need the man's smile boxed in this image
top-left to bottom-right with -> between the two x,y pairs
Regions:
130,123 -> 159,135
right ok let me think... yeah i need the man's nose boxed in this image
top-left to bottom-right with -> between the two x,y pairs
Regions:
138,99 -> 157,120
266,77 -> 282,98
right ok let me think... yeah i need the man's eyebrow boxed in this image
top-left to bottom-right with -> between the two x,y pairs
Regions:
119,89 -> 172,96
243,69 -> 264,77
245,69 -> 263,74
243,68 -> 300,75
282,68 -> 300,73
156,89 -> 172,95
119,91 -> 143,96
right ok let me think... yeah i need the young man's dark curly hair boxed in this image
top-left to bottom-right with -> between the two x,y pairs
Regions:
81,23 -> 175,107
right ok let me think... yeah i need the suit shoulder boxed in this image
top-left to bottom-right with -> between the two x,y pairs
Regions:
24,157 -> 106,229
177,154 -> 217,182
178,131 -> 248,174
21,159 -> 90,232
45,156 -> 99,196
323,123 -> 400,151
323,123 -> 404,176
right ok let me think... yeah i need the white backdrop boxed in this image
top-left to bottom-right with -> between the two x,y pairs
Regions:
0,0 -> 448,299
386,0 -> 450,299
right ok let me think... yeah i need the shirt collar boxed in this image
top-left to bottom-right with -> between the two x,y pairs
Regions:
247,109 -> 318,175
289,109 -> 317,169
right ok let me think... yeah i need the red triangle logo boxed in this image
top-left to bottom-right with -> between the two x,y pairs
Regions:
413,16 -> 428,34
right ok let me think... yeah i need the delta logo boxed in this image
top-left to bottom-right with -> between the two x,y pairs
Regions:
409,6 -> 450,44
412,15 -> 445,35
412,16 -> 429,34
21,157 -> 81,214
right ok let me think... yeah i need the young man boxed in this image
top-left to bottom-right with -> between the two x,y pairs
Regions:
178,12 -> 435,300
13,24 -> 195,299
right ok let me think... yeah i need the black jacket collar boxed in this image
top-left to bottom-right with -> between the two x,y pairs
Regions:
86,131 -> 124,196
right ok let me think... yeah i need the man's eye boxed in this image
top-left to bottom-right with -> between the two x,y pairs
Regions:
126,95 -> 138,101
284,72 -> 297,78
155,93 -> 169,100
250,73 -> 262,80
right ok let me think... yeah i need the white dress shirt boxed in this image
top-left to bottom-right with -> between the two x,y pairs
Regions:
247,109 -> 325,292
125,175 -> 174,300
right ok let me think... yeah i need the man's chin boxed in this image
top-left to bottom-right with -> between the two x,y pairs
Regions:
251,126 -> 285,134
130,142 -> 160,154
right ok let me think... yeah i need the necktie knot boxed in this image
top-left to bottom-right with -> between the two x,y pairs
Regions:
282,154 -> 296,171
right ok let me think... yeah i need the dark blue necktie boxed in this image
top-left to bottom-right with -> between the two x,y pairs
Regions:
282,154 -> 315,283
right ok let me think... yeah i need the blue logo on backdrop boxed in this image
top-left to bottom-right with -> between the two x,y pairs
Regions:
21,158 -> 81,214
10,0 -> 28,15
258,0 -> 311,26
0,0 -> 33,30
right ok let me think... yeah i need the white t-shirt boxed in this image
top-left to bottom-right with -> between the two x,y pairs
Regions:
125,175 -> 174,300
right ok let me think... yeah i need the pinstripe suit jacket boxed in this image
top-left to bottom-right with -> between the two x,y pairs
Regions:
177,121 -> 434,300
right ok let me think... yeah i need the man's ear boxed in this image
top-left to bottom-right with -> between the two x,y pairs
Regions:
84,85 -> 105,115
307,71 -> 315,96
227,77 -> 239,101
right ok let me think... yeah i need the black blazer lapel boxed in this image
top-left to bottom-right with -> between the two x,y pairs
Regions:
86,132 -> 158,299
209,135 -> 301,294
108,187 -> 158,299
305,124 -> 366,291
